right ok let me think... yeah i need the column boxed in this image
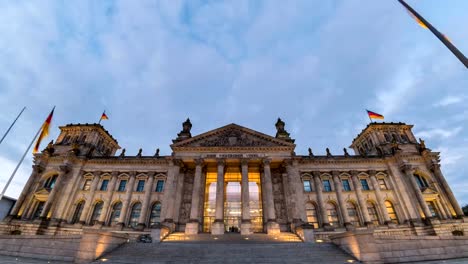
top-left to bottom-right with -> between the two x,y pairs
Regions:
186,159 -> 204,234
284,159 -> 307,226
332,171 -> 350,228
432,182 -> 452,219
368,171 -> 391,224
98,172 -> 119,225
431,163 -> 464,217
117,172 -> 136,227
402,165 -> 433,219
312,171 -> 329,227
161,159 -> 181,227
263,159 -> 280,234
350,171 -> 372,226
138,172 -> 155,229
240,159 -> 252,235
211,159 -> 225,235
78,172 -> 102,224
40,164 -> 70,219
9,165 -> 43,217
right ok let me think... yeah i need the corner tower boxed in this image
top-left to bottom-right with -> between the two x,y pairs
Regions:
49,123 -> 120,156
350,122 -> 418,156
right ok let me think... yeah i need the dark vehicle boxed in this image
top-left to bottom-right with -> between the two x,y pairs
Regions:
137,234 -> 152,243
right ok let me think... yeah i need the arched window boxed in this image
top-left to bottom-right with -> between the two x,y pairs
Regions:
43,175 -> 58,189
128,203 -> 142,228
384,133 -> 391,142
326,203 -> 340,226
149,202 -> 162,227
385,201 -> 399,223
400,133 -> 409,143
367,201 -> 380,225
305,203 -> 319,228
109,202 -> 122,226
90,202 -> 103,225
413,174 -> 429,189
347,202 -> 361,227
71,201 -> 85,224
62,135 -> 71,144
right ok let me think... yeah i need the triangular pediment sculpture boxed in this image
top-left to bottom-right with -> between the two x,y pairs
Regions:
421,187 -> 438,195
171,123 -> 295,151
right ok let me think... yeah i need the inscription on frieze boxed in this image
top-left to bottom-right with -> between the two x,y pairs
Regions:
203,153 -> 264,159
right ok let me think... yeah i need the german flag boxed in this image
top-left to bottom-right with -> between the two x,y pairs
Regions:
367,110 -> 384,120
33,107 -> 55,153
100,111 -> 109,121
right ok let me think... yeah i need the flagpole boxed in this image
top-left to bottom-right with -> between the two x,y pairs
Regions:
398,0 -> 468,69
0,106 -> 54,201
0,107 -> 26,146
0,125 -> 42,201
98,110 -> 104,124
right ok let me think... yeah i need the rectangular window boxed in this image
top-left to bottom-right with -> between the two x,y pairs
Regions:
82,179 -> 92,191
303,180 -> 312,192
361,179 -> 370,190
378,179 -> 388,190
118,180 -> 127,192
136,180 -> 145,192
323,180 -> 332,192
155,180 -> 165,192
100,179 -> 109,191
342,179 -> 351,191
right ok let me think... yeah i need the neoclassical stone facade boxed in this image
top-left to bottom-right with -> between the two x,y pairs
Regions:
4,118 -> 466,238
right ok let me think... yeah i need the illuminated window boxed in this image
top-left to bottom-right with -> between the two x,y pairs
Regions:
128,203 -> 142,228
378,178 -> 387,190
367,201 -> 379,225
155,180 -> 164,192
323,180 -> 332,192
385,201 -> 398,223
360,179 -> 370,190
71,201 -> 84,224
303,180 -> 312,192
326,203 -> 340,226
342,179 -> 351,191
82,179 -> 92,191
306,203 -> 319,228
136,180 -> 145,192
149,203 -> 161,226
347,202 -> 360,227
109,202 -> 122,226
90,202 -> 103,225
100,180 -> 109,191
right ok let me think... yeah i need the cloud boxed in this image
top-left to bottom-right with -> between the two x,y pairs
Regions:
433,95 -> 464,107
415,127 -> 462,139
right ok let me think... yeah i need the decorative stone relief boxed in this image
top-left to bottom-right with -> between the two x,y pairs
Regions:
271,169 -> 287,225
178,171 -> 194,225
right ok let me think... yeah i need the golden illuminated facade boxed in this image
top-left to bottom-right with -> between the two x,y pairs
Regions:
3,118 -> 466,238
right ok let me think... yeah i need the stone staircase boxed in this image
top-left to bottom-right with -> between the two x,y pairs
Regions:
93,232 -> 358,263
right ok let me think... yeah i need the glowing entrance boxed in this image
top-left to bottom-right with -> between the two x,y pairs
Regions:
202,166 -> 263,233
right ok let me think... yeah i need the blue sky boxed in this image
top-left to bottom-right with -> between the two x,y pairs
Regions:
0,0 -> 467,206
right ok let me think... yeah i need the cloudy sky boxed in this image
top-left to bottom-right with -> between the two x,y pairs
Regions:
0,0 -> 467,206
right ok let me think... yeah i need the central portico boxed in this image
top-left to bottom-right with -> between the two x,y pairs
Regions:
168,120 -> 296,235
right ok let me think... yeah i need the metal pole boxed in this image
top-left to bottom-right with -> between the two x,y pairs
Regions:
0,125 -> 42,201
398,0 -> 468,69
0,107 -> 26,146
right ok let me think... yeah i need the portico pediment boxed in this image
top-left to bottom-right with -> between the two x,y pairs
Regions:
171,123 -> 295,152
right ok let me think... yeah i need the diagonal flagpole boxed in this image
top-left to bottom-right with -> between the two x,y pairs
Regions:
0,107 -> 26,146
0,106 -> 54,201
398,0 -> 468,69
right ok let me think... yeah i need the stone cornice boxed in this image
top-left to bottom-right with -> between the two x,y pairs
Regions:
60,123 -> 119,146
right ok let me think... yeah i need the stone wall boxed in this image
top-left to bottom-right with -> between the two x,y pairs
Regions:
331,228 -> 468,264
75,229 -> 129,263
0,234 -> 82,262
375,235 -> 468,263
